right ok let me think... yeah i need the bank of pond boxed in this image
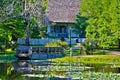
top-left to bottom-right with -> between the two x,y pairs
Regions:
0,54 -> 120,80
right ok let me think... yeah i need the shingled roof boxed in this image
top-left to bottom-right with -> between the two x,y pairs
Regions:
45,0 -> 81,23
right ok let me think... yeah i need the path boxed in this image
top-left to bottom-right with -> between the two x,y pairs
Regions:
74,43 -> 120,56
102,50 -> 120,55
108,50 -> 120,55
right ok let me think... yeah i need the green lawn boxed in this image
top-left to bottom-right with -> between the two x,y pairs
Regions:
0,51 -> 17,62
0,50 -> 119,65
53,55 -> 120,65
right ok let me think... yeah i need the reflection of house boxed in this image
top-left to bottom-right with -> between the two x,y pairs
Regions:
45,0 -> 81,38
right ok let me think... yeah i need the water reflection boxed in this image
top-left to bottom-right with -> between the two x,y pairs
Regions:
0,60 -> 91,80
13,60 -> 84,80
0,62 -> 24,80
0,60 -> 120,80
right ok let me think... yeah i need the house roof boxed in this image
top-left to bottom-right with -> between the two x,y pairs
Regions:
45,0 -> 81,23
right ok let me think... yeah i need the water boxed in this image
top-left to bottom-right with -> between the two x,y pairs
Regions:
0,60 -> 120,80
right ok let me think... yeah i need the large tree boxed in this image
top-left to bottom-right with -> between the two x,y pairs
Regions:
80,0 -> 120,48
0,0 -> 48,46
0,0 -> 48,34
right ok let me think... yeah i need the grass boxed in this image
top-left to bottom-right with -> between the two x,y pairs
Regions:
78,55 -> 120,64
65,49 -> 111,56
53,55 -> 120,65
0,51 -> 17,62
92,50 -> 111,55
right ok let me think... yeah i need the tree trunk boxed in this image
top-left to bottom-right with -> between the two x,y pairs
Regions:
25,24 -> 30,46
24,0 -> 30,46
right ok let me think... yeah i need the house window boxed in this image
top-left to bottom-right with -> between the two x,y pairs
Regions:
60,26 -> 67,33
50,26 -> 55,33
50,26 -> 67,33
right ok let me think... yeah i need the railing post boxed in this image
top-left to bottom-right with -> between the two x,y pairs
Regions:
70,48 -> 72,56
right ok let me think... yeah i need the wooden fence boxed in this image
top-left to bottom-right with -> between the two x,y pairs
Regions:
17,38 -> 85,45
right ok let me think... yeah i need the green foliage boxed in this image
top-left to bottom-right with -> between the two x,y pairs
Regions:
81,40 -> 93,55
41,0 -> 48,11
81,41 -> 109,55
45,40 -> 68,48
0,0 -> 23,21
0,62 -> 24,80
0,18 -> 25,49
73,14 -> 87,38
28,0 -> 36,3
0,0 -> 49,39
75,72 -> 120,80
0,51 -> 16,62
0,44 -> 5,53
80,0 -> 120,49
54,55 -> 120,65
29,17 -> 41,38
28,0 -> 48,38
65,49 -> 82,55
92,50 -> 110,55
80,40 -> 98,55
72,49 -> 81,55
5,19 -> 25,40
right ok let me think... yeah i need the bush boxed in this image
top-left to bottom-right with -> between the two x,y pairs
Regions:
7,41 -> 17,50
45,40 -> 68,48
81,40 -> 96,55
0,44 -> 5,53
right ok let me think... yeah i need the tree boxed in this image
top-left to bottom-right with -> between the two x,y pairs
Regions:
0,0 -> 23,22
80,0 -> 120,49
0,0 -> 48,46
28,0 -> 48,38
0,19 -> 25,49
72,13 -> 87,38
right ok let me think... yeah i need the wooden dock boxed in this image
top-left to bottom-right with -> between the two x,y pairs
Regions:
15,46 -> 65,60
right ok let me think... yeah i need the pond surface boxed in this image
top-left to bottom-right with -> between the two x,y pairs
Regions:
0,60 -> 120,80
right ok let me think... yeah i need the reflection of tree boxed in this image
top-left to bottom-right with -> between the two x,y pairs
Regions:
0,63 -> 25,80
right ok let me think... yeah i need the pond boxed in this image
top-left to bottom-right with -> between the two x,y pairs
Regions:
0,59 -> 120,80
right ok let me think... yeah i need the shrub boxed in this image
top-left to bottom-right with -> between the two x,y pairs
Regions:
81,40 -> 97,55
45,40 -> 68,48
0,44 -> 5,53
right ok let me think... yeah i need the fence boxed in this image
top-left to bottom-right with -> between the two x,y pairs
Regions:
17,38 -> 85,45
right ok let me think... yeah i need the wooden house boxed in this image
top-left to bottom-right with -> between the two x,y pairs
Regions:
45,0 -> 81,38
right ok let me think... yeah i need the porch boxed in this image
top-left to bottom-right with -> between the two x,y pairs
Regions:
17,38 -> 85,45
47,25 -> 69,38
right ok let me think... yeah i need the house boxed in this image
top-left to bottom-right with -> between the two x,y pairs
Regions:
45,0 -> 81,38
17,0 -> 83,45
